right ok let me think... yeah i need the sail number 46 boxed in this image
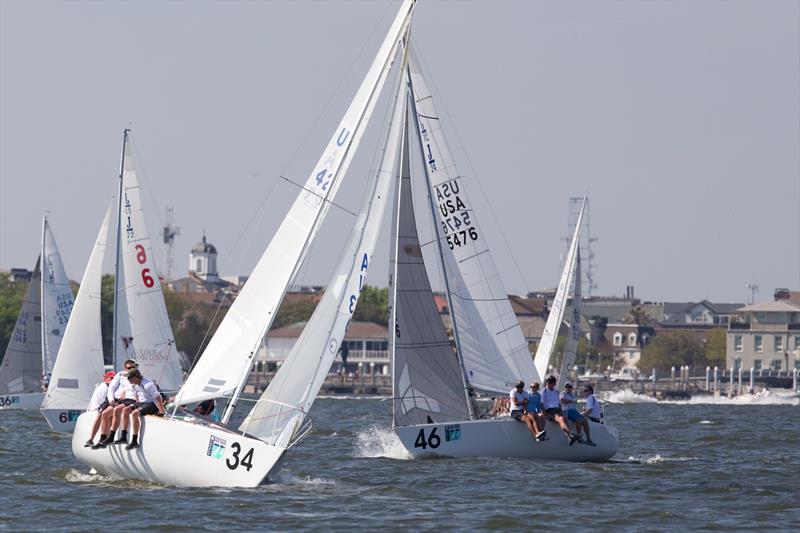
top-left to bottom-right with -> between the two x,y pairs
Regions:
226,442 -> 255,471
414,427 -> 440,450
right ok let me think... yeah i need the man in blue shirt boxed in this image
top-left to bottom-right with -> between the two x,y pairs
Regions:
561,382 -> 595,446
525,382 -> 547,441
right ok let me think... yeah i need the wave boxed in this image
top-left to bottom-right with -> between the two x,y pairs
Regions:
352,424 -> 411,460
272,472 -> 336,486
602,388 -> 799,406
622,454 -> 698,465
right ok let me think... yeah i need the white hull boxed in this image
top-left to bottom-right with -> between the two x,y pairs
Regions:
396,417 -> 619,462
0,392 -> 44,411
71,411 -> 286,487
41,407 -> 84,433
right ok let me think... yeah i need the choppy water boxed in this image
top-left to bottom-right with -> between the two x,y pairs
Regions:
1,393 -> 799,531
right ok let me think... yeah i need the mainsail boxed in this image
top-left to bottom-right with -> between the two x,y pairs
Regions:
118,135 -> 183,391
407,54 -> 537,393
0,258 -> 42,394
41,218 -> 75,375
534,196 -> 586,383
557,250 -> 582,390
42,205 -> 110,411
241,45 -> 410,445
175,0 -> 416,408
390,104 -> 469,427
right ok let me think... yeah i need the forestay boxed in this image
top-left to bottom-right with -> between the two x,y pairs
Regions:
42,205 -> 110,411
41,219 -> 75,375
242,45 -> 411,445
0,259 -> 42,394
407,55 -> 538,393
557,251 -> 582,390
176,0 -> 416,407
534,197 -> 585,383
390,107 -> 469,427
119,136 -> 183,391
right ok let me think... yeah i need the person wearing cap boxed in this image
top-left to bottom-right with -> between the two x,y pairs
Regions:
581,385 -> 603,424
525,382 -> 547,441
93,360 -> 138,449
542,375 -> 578,444
561,382 -> 595,446
83,371 -> 116,447
509,380 -> 542,442
117,369 -> 165,450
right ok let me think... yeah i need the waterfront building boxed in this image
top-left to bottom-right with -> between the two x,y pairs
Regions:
170,233 -> 239,294
726,289 -> 800,373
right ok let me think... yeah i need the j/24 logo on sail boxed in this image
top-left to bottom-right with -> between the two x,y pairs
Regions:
207,436 -> 226,459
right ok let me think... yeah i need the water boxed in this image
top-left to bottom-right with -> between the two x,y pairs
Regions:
1,393 -> 799,531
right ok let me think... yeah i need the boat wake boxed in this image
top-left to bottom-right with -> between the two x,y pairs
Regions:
353,425 -> 411,460
621,454 -> 698,465
603,388 -> 799,406
272,472 -> 336,487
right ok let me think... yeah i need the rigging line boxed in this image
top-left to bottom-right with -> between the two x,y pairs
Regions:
277,1 -> 396,177
412,48 -> 530,294
127,133 -> 166,238
277,175 -> 358,218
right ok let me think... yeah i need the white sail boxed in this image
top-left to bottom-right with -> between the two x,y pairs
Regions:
407,55 -> 537,393
41,205 -> 110,411
391,104 -> 470,427
0,258 -> 42,394
119,136 -> 183,391
534,197 -> 586,382
41,219 -> 75,375
557,250 -> 582,390
176,0 -> 416,406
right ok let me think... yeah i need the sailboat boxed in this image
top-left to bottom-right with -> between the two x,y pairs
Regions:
71,0 -> 416,487
390,57 -> 618,461
41,130 -> 183,432
0,219 -> 75,411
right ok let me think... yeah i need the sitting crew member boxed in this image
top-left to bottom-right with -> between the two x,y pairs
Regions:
525,382 -> 547,441
509,380 -> 541,442
93,360 -> 137,448
120,369 -> 165,450
542,375 -> 577,444
83,371 -> 116,447
561,382 -> 595,446
581,384 -> 603,424
194,398 -> 216,417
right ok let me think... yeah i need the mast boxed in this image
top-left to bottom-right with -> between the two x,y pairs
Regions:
111,128 -> 129,371
40,216 -> 47,377
406,69 -> 476,420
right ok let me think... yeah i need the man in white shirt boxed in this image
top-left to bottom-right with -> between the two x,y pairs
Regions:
542,375 -> 577,444
83,371 -> 116,447
93,360 -> 138,449
509,380 -> 544,442
581,384 -> 603,423
119,369 -> 165,450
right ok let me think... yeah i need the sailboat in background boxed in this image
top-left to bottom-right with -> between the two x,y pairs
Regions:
40,206 -> 111,431
41,129 -> 183,432
0,219 -> 75,410
71,0 -> 416,487
390,57 -> 618,461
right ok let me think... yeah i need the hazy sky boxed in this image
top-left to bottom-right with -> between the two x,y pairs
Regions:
1,0 -> 798,304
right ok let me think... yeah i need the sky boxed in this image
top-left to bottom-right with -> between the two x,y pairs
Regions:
1,0 -> 798,304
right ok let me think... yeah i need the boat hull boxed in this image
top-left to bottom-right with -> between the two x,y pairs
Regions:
41,408 -> 83,433
71,411 -> 286,487
0,392 -> 44,411
395,417 -> 619,461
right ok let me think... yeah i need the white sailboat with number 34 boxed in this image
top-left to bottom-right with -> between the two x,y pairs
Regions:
71,0 -> 416,487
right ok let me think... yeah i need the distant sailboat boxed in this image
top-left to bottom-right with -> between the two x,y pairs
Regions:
71,0 -> 416,487
390,58 -> 618,461
0,218 -> 74,410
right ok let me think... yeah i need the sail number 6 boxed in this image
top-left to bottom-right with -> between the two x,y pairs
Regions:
414,427 -> 440,450
226,442 -> 255,471
134,244 -> 155,288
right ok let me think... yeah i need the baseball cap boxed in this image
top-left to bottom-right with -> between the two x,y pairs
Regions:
103,371 -> 115,382
515,380 -> 524,388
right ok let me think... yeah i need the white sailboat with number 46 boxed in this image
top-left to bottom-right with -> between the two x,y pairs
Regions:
71,0 -> 416,487
390,56 -> 618,462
